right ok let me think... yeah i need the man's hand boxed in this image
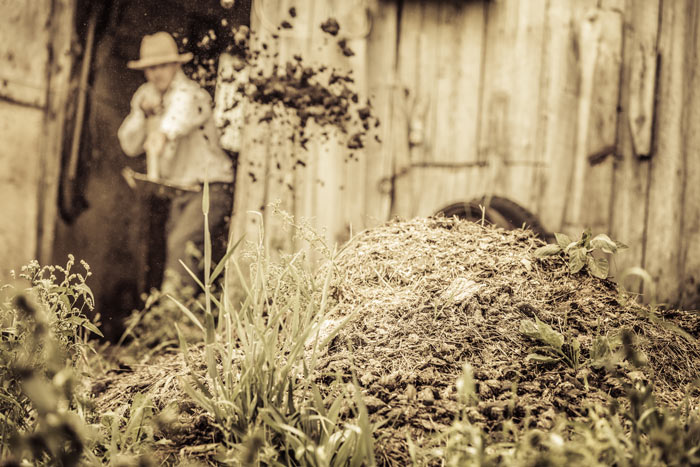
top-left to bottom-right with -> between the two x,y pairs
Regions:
140,92 -> 162,117
144,131 -> 167,158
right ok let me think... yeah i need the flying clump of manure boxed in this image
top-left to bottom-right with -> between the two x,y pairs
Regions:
320,17 -> 340,36
316,217 -> 700,465
213,20 -> 379,151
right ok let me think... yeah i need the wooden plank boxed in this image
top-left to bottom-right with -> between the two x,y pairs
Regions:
437,0 -> 488,214
392,0 -> 487,218
477,0 -> 547,211
452,1 -> 487,166
679,3 -> 700,307
37,0 -> 77,265
404,0 -> 440,217
626,1 -> 659,158
643,0 -> 689,304
261,0 -> 298,257
228,4 -> 278,255
390,0 -> 422,218
609,1 -> 658,282
536,0 -> 582,233
230,0 -> 374,261
563,8 -> 601,231
431,1 -> 454,165
363,0 -> 397,226
414,0 -> 485,217
578,9 -> 623,233
0,0 -> 51,108
330,4 -> 369,243
0,104 -> 44,276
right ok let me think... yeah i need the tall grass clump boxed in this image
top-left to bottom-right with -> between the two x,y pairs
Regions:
169,182 -> 377,465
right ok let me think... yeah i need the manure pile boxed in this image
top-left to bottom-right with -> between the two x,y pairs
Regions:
318,217 -> 700,465
93,218 -> 700,465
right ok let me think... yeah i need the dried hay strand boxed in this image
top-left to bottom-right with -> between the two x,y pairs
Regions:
318,217 -> 700,465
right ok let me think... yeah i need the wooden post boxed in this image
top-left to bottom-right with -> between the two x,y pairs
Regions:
38,0 -> 77,265
610,1 -> 658,287
644,0 -> 691,304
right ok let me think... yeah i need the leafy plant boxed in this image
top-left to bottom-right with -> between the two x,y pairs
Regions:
519,317 -> 582,371
535,230 -> 627,279
0,256 -> 102,465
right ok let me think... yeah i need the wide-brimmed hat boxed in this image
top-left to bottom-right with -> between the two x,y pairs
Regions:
127,32 -> 193,70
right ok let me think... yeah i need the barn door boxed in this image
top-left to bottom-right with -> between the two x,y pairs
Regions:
0,0 -> 75,277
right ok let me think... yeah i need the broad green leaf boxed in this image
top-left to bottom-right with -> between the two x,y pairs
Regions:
587,255 -> 609,279
568,247 -> 586,274
554,232 -> 573,250
590,234 -> 618,254
535,318 -> 564,350
519,319 -> 538,337
534,244 -> 562,258
520,318 -> 564,350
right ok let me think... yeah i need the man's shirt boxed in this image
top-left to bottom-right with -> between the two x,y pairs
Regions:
118,70 -> 234,187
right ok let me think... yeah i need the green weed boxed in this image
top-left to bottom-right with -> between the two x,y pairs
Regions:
535,230 -> 627,279
519,316 -> 582,371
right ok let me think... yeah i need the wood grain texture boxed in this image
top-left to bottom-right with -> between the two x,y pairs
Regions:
578,8 -> 623,234
363,0 -> 396,226
678,2 -> 700,307
0,0 -> 51,108
38,0 -> 77,265
0,104 -> 44,276
392,0 -> 486,218
536,0 -> 581,233
477,0 -> 547,209
643,0 -> 688,304
609,0 -> 657,284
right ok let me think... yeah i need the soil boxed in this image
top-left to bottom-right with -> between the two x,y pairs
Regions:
94,217 -> 700,465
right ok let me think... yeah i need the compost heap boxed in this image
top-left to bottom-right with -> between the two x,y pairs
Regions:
94,217 -> 700,464
318,217 -> 700,465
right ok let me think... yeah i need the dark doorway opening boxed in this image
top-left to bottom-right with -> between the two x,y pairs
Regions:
53,0 -> 250,341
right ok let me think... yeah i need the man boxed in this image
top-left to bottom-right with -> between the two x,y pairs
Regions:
118,32 -> 234,293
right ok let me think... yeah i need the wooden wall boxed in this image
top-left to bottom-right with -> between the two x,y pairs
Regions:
0,0 -> 75,280
223,0 -> 700,307
222,0 -> 384,260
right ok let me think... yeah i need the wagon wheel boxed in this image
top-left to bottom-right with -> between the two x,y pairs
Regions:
437,201 -> 512,229
436,196 -> 552,241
